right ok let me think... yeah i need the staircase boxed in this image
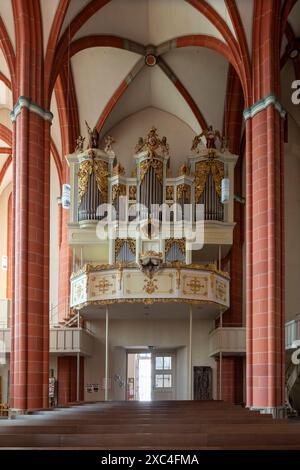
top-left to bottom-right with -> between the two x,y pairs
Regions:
286,363 -> 300,412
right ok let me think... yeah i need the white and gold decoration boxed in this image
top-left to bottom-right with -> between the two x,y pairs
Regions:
70,263 -> 229,309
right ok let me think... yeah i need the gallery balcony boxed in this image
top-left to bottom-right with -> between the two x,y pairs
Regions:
285,316 -> 300,350
0,299 -> 94,356
208,326 -> 246,357
70,263 -> 230,317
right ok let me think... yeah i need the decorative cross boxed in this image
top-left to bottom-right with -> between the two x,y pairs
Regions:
186,277 -> 207,295
94,278 -> 113,295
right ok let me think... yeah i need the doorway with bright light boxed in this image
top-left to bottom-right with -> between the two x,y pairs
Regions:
126,350 -> 175,401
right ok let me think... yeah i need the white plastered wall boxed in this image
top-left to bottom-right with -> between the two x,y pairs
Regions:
101,107 -> 196,175
84,317 -> 216,401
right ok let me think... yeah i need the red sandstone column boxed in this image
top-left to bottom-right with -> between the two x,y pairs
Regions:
246,105 -> 285,413
217,357 -> 244,404
11,105 -> 51,410
57,356 -> 84,405
245,0 -> 285,416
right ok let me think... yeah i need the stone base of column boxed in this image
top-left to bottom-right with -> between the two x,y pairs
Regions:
250,406 -> 287,419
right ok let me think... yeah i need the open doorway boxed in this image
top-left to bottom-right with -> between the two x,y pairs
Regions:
126,351 -> 176,401
127,352 -> 151,401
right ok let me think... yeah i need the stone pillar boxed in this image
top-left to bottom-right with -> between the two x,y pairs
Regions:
216,356 -> 244,404
10,99 -> 52,410
244,0 -> 285,417
245,101 -> 285,416
57,356 -> 84,405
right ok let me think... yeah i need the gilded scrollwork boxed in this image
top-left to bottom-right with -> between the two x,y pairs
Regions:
135,127 -> 169,157
166,186 -> 174,200
77,153 -> 108,205
114,238 -> 136,258
74,298 -> 221,308
143,278 -> 158,295
165,238 -> 186,256
139,157 -> 163,185
195,159 -> 224,202
77,159 -> 93,205
183,275 -> 208,296
71,261 -> 229,280
94,159 -> 109,202
112,183 -> 126,202
176,184 -> 191,202
129,185 -> 137,200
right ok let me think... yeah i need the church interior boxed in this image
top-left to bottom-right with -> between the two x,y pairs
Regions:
1,0 -> 300,450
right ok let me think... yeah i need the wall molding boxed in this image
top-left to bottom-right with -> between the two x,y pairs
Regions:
10,96 -> 53,123
243,94 -> 286,121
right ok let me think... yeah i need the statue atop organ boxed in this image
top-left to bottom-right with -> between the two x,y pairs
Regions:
191,125 -> 228,154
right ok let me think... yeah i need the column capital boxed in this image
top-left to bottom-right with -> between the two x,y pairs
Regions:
243,94 -> 286,121
10,96 -> 53,123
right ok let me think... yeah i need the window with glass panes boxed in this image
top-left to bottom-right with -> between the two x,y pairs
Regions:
154,356 -> 172,388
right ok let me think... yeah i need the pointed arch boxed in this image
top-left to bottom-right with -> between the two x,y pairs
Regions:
44,0 -> 70,104
0,16 -> 16,92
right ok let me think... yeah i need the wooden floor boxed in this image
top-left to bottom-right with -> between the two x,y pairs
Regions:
0,400 -> 300,449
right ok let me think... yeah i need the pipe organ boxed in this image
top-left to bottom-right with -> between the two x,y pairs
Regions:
67,127 -> 238,269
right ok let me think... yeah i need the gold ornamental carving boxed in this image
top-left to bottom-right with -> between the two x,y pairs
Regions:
71,262 -> 229,281
77,152 -> 108,205
112,162 -> 125,176
140,157 -> 163,185
216,278 -> 227,302
178,163 -> 190,176
91,276 -> 115,296
183,275 -> 208,296
165,238 -> 186,256
135,127 -> 169,157
143,278 -> 159,295
112,183 -> 126,202
129,185 -> 137,200
176,184 -> 191,202
115,238 -> 136,258
195,159 -> 224,202
166,186 -> 174,200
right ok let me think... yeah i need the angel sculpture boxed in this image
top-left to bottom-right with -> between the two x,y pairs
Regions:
135,137 -> 145,153
85,120 -> 99,149
220,135 -> 230,153
161,136 -> 169,156
191,134 -> 202,152
75,135 -> 85,152
191,125 -> 222,152
104,135 -> 115,152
